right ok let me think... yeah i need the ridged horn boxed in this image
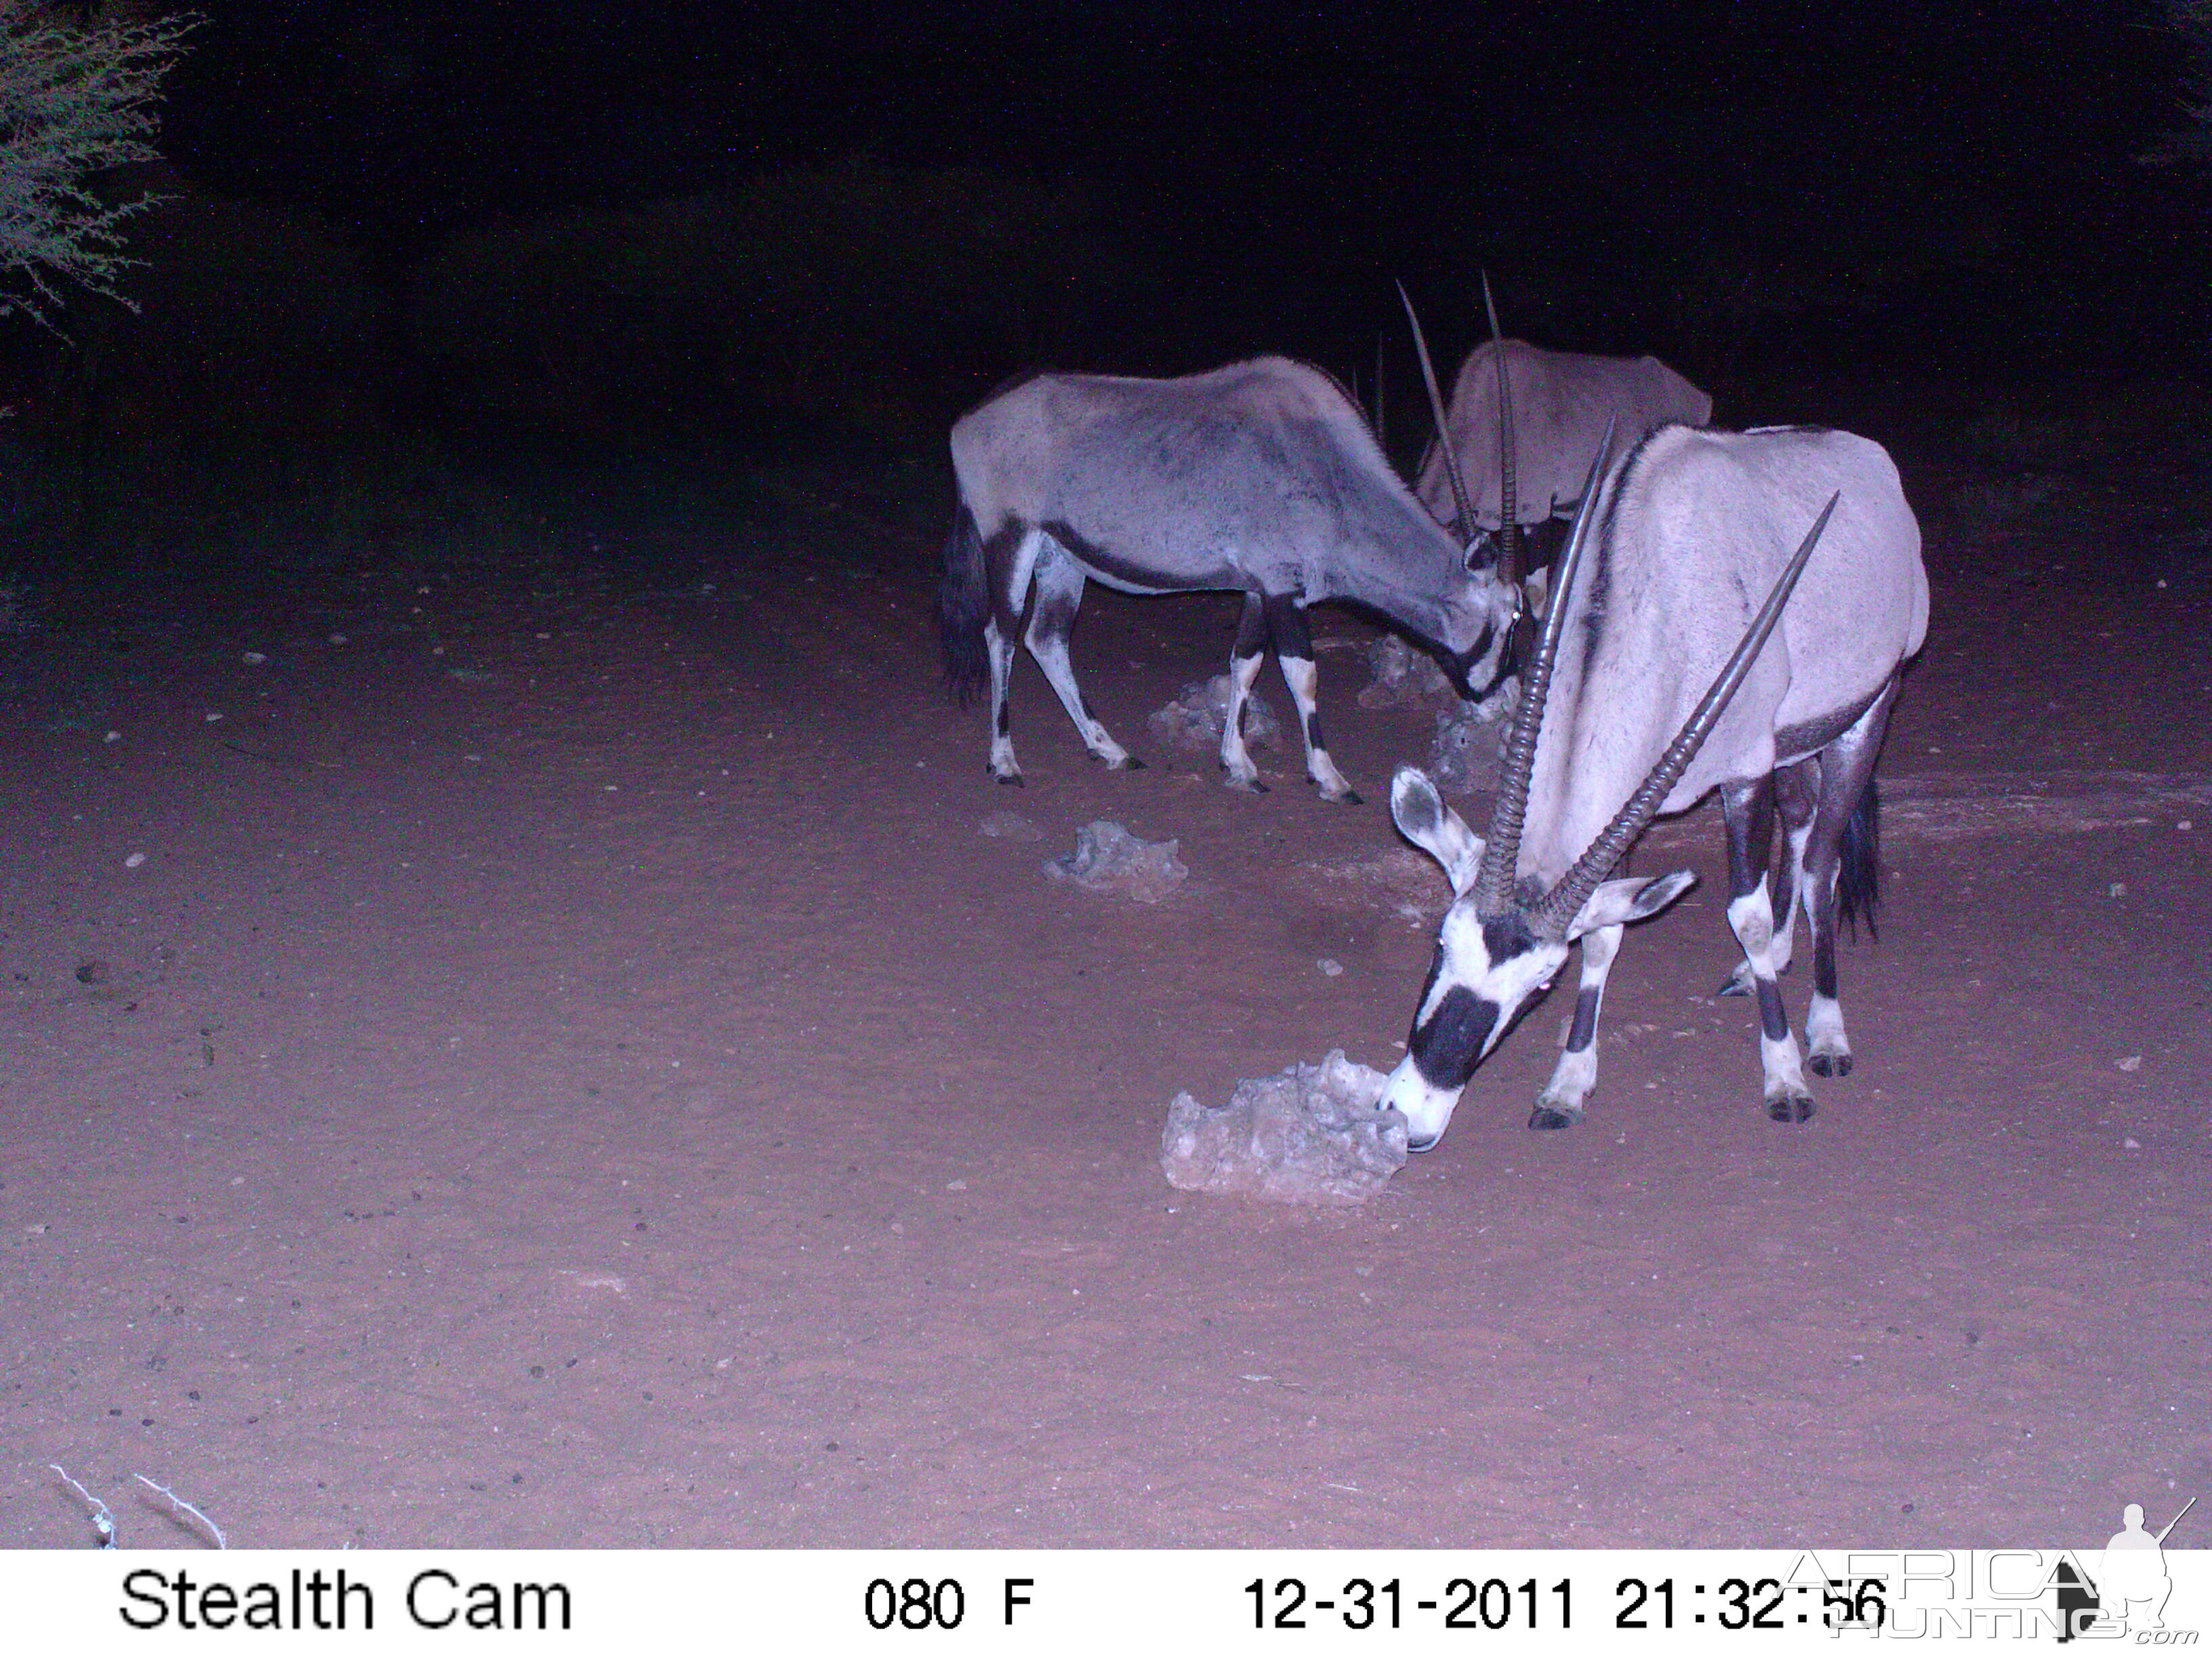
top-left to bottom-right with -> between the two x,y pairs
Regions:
1483,270 -> 1521,588
1530,491 -> 1843,938
1397,281 -> 1477,550
1473,416 -> 1618,912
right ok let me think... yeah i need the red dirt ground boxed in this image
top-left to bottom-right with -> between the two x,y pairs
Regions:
2,440 -> 2207,1550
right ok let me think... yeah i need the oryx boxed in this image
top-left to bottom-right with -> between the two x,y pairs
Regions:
1380,419 -> 1928,1148
938,354 -> 1520,803
1415,281 -> 1713,602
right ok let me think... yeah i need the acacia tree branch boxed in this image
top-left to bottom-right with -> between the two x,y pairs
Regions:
0,1 -> 200,327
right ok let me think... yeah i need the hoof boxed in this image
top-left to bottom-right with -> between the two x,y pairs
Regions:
1224,775 -> 1269,794
992,771 -> 1024,788
1807,1051 -> 1853,1078
1528,1103 -> 1583,1131
1123,754 -> 1146,771
1765,1093 -> 1816,1124
1315,783 -> 1364,806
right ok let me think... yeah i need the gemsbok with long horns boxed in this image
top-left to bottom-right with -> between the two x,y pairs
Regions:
1416,279 -> 1713,598
939,346 -> 1518,804
1380,418 -> 1928,1147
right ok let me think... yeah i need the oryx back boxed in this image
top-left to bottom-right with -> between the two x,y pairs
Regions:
1418,341 -> 1713,533
1519,423 -> 1926,889
952,358 -> 1467,608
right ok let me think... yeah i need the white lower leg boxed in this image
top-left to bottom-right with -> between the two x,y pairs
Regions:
1536,923 -> 1620,1120
1219,651 -> 1265,788
1027,631 -> 1130,767
1772,821 -> 1811,976
1279,655 -> 1353,800
985,620 -> 1020,780
1806,992 -> 1850,1069
1727,880 -> 1809,1106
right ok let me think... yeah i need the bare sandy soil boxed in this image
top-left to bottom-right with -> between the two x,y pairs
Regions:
1,436 -> 2207,1550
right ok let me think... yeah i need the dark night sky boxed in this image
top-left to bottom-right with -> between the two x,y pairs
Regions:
165,0 -> 2187,247
66,0 -> 2205,434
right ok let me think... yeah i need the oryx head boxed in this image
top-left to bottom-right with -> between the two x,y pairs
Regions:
1431,565 -> 1521,701
1380,453 -> 1841,1151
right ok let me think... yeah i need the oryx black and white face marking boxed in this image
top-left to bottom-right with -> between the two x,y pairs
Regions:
1378,768 -> 1694,1151
1385,897 -> 1571,1150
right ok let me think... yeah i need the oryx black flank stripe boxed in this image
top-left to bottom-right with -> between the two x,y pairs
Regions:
1776,682 -> 1884,761
1037,519 -> 1242,594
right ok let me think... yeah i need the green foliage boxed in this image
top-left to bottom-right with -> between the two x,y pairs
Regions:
0,1 -> 197,326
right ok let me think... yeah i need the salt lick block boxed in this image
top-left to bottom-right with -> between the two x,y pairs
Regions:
1147,674 -> 1283,753
1161,1050 -> 1408,1208
1043,821 -> 1187,904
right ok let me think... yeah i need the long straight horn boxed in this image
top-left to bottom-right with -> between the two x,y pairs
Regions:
1374,330 -> 1387,452
1483,270 -> 1522,589
1397,281 -> 1478,546
1531,491 -> 1843,937
1473,415 -> 1618,912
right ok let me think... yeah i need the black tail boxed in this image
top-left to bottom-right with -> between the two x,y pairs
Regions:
937,501 -> 991,705
1837,774 -> 1881,940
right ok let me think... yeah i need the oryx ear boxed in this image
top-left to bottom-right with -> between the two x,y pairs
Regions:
1391,766 -> 1483,896
1565,870 -> 1696,939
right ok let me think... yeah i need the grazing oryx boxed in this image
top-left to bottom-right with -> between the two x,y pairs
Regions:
1414,285 -> 1712,598
1380,419 -> 1928,1148
938,356 -> 1520,803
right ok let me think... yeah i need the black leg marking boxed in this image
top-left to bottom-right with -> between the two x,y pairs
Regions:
983,524 -> 1031,636
1799,674 -> 1901,1082
1721,777 -> 1778,902
1755,977 -> 1790,1043
1263,592 -> 1311,657
1563,984 -> 1602,1053
1234,592 -> 1268,658
1263,592 -> 1359,802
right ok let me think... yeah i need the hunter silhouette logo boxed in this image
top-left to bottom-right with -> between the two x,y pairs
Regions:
2057,1496 -> 2196,1641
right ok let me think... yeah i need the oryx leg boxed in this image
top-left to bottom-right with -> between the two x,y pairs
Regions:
982,525 -> 1043,783
1718,758 -> 1817,997
1218,592 -> 1269,792
1721,774 -> 1814,1124
1265,593 -> 1360,804
1023,541 -> 1140,771
1530,922 -> 1624,1130
1800,677 -> 1900,1080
